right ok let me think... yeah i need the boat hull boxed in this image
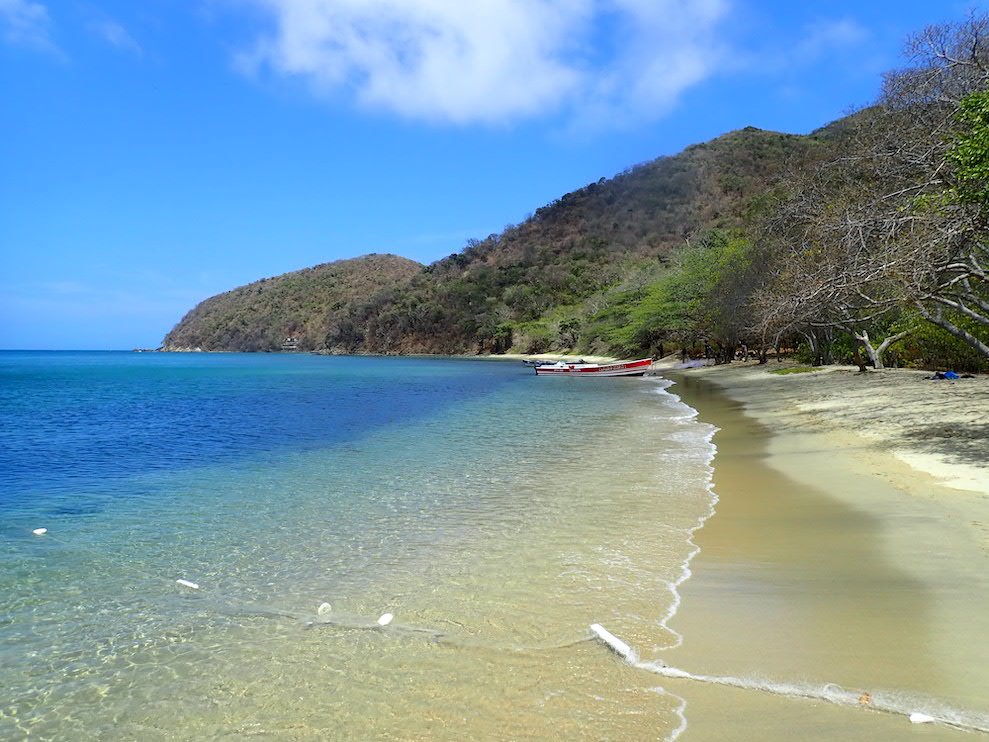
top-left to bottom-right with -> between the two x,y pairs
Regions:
533,358 -> 653,377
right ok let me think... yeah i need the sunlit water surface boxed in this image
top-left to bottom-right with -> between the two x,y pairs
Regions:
0,352 -> 715,739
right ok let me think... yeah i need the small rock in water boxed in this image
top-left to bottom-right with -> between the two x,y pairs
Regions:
317,602 -> 332,616
909,712 -> 935,724
32,528 -> 48,536
377,613 -> 393,626
175,579 -> 200,590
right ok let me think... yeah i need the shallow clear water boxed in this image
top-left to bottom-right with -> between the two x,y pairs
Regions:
0,352 -> 715,739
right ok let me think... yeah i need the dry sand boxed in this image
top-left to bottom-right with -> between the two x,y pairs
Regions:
683,361 -> 989,546
656,361 -> 989,740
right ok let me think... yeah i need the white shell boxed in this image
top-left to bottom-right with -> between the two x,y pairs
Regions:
377,613 -> 394,626
176,579 -> 200,590
32,528 -> 48,536
909,712 -> 935,724
317,602 -> 332,616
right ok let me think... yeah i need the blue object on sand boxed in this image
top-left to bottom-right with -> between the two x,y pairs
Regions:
944,370 -> 960,380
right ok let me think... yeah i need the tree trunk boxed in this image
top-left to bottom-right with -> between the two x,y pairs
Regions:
824,327 -> 837,365
853,346 -> 865,372
874,329 -> 913,366
802,330 -> 819,365
853,330 -> 881,369
808,328 -> 834,365
851,327 -> 912,370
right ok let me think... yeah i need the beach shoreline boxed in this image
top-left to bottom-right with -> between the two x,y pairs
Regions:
656,361 -> 989,739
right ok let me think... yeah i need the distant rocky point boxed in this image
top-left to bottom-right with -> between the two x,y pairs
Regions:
161,254 -> 422,352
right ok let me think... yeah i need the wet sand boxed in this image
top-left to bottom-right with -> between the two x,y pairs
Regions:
661,372 -> 989,740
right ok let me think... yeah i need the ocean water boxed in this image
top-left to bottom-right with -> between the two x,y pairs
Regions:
0,352 -> 716,740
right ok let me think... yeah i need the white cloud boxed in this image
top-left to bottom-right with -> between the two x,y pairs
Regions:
574,0 -> 731,131
89,19 -> 142,55
727,15 -> 871,87
231,0 -> 731,129
794,18 -> 868,63
0,0 -> 58,53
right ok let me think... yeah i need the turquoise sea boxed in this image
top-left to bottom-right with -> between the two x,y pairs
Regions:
0,352 -> 717,739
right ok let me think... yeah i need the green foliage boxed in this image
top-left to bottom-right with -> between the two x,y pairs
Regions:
557,317 -> 582,348
793,332 -> 859,366
886,313 -> 989,372
948,90 -> 989,207
792,343 -> 816,365
579,285 -> 648,355
604,231 -> 756,356
829,333 -> 859,365
163,255 -> 422,352
491,323 -> 514,354
516,322 -> 554,354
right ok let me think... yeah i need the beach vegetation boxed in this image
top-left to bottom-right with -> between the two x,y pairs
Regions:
602,230 -> 758,361
515,322 -> 554,354
886,312 -> 989,372
557,317 -> 582,348
746,14 -> 989,369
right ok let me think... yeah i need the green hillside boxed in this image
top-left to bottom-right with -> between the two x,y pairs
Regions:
321,126 -> 828,355
163,125 -> 824,355
162,254 -> 422,352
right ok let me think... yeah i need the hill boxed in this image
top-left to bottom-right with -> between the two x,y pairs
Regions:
324,126 -> 831,355
162,254 -> 422,352
162,125 -> 836,355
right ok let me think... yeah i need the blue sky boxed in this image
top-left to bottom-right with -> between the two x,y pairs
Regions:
1,0 -> 986,349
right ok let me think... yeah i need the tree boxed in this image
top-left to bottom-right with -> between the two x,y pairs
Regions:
613,231 -> 759,361
750,154 -> 915,368
754,14 -> 989,365
558,318 -> 581,348
878,15 -> 989,358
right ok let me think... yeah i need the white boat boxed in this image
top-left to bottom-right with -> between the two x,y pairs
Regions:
532,358 -> 653,377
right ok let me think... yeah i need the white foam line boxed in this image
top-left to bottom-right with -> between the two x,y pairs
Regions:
647,685 -> 688,741
628,377 -> 719,741
591,624 -> 989,735
634,660 -> 989,734
650,378 -> 720,652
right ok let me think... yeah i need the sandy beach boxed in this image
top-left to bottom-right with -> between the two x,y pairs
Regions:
658,361 -> 989,739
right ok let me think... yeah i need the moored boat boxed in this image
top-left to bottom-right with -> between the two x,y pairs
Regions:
521,359 -> 561,367
532,358 -> 653,377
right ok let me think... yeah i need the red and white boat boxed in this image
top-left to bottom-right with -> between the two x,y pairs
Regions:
532,358 -> 653,377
